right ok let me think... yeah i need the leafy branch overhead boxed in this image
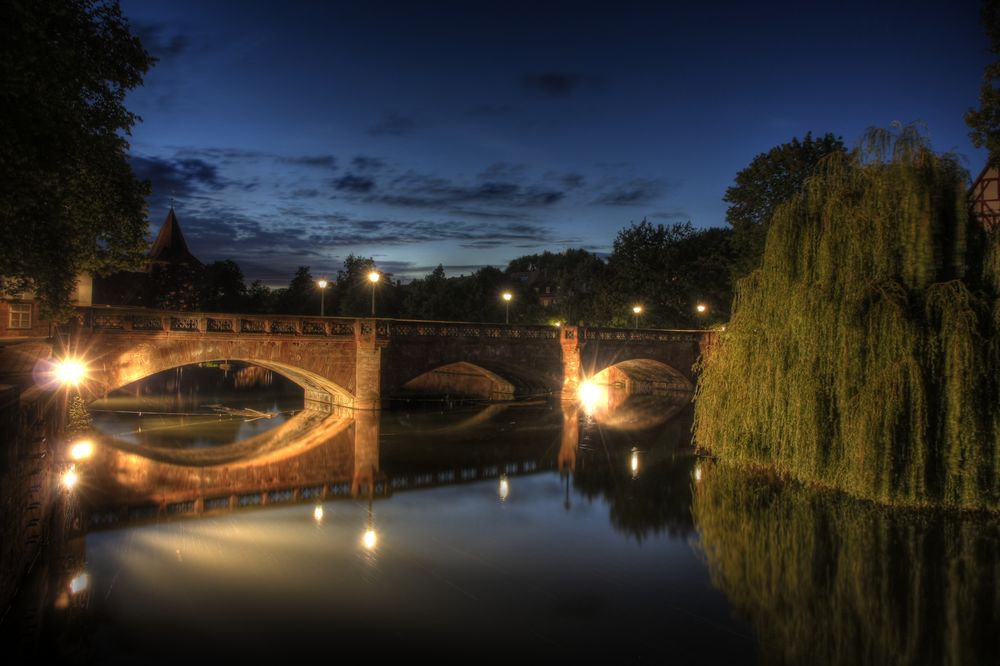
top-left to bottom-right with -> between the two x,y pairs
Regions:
0,0 -> 154,318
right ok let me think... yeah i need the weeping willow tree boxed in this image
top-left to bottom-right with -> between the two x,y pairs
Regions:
694,126 -> 1000,508
692,463 -> 1000,665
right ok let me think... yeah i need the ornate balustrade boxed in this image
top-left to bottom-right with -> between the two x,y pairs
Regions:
71,307 -> 705,343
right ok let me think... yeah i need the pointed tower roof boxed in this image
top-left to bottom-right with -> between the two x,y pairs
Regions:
148,208 -> 202,266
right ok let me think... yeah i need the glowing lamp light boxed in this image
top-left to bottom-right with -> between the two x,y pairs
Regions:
55,359 -> 87,386
694,464 -> 703,482
62,466 -> 79,490
498,474 -> 510,502
368,271 -> 381,283
362,528 -> 377,551
696,303 -> 708,314
69,572 -> 89,594
632,305 -> 642,315
502,292 -> 512,302
630,448 -> 640,479
69,440 -> 94,461
317,279 -> 328,289
313,505 -> 324,523
578,381 -> 601,404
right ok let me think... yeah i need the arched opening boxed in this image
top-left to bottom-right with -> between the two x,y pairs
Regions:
591,358 -> 692,393
400,361 -> 516,401
581,359 -> 693,427
89,361 -> 309,452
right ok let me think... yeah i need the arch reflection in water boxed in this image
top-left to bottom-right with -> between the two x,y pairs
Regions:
693,463 -> 1000,666
89,361 -> 308,451
85,407 -> 375,526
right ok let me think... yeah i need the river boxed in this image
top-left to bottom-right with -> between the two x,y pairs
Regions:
14,362 -> 1000,663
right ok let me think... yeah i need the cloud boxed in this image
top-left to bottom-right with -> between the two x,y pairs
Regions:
367,111 -> 421,136
592,178 -> 670,206
131,155 -> 227,203
648,210 -> 690,221
351,156 -> 385,171
280,155 -> 338,169
372,171 -> 565,212
132,21 -> 190,60
522,72 -> 588,97
333,174 -> 376,193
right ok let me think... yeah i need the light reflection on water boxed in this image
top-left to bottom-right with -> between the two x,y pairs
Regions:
24,373 -> 1000,664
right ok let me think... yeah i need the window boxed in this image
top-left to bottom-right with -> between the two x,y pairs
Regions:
9,303 -> 31,329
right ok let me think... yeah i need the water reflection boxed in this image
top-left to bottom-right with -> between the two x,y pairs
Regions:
89,362 -> 304,450
693,463 -> 1000,665
571,397 -> 698,541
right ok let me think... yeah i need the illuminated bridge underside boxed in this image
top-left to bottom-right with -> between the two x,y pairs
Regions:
594,358 -> 693,393
67,308 -> 714,411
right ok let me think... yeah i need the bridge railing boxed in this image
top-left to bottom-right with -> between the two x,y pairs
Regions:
69,307 -> 709,343
69,307 -> 566,341
582,327 -> 705,344
72,307 -> 359,337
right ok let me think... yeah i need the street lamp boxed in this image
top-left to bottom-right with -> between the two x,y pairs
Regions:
696,303 -> 708,315
317,279 -> 328,316
632,305 -> 643,329
55,359 -> 87,387
368,271 -> 380,316
502,291 -> 513,324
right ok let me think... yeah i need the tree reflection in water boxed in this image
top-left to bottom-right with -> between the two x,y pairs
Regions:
692,462 -> 1000,665
571,395 -> 698,542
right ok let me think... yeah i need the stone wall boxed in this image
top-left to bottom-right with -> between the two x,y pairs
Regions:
0,385 -> 62,615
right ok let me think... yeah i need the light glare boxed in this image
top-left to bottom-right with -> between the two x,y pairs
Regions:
362,528 -> 377,550
56,359 -> 87,386
62,466 -> 79,490
70,440 -> 94,461
368,271 -> 380,283
69,572 -> 89,594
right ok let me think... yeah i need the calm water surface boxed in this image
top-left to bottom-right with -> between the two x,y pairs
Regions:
26,365 -> 1000,664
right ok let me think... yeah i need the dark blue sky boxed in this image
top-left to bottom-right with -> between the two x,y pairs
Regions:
122,0 -> 991,284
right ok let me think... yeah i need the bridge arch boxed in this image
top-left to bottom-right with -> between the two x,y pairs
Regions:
587,358 -> 694,394
394,358 -> 557,401
91,341 -> 355,412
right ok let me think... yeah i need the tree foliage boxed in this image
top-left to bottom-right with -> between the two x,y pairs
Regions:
695,126 -> 1000,509
604,220 -> 735,327
967,0 -> 1000,166
0,0 -> 154,317
724,132 -> 845,277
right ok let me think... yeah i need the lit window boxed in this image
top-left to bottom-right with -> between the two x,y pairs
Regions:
9,303 -> 31,329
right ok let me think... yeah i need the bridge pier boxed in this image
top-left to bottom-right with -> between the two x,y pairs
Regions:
354,319 -> 382,411
560,325 -> 581,401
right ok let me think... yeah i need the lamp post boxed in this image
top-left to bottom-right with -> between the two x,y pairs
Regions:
632,305 -> 643,329
696,303 -> 708,315
502,291 -> 512,324
368,271 -> 380,316
317,279 -> 328,316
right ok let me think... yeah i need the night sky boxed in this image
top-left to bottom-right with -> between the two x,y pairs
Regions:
122,0 -> 991,284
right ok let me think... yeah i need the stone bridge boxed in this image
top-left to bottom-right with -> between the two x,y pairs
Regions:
61,307 -> 714,411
